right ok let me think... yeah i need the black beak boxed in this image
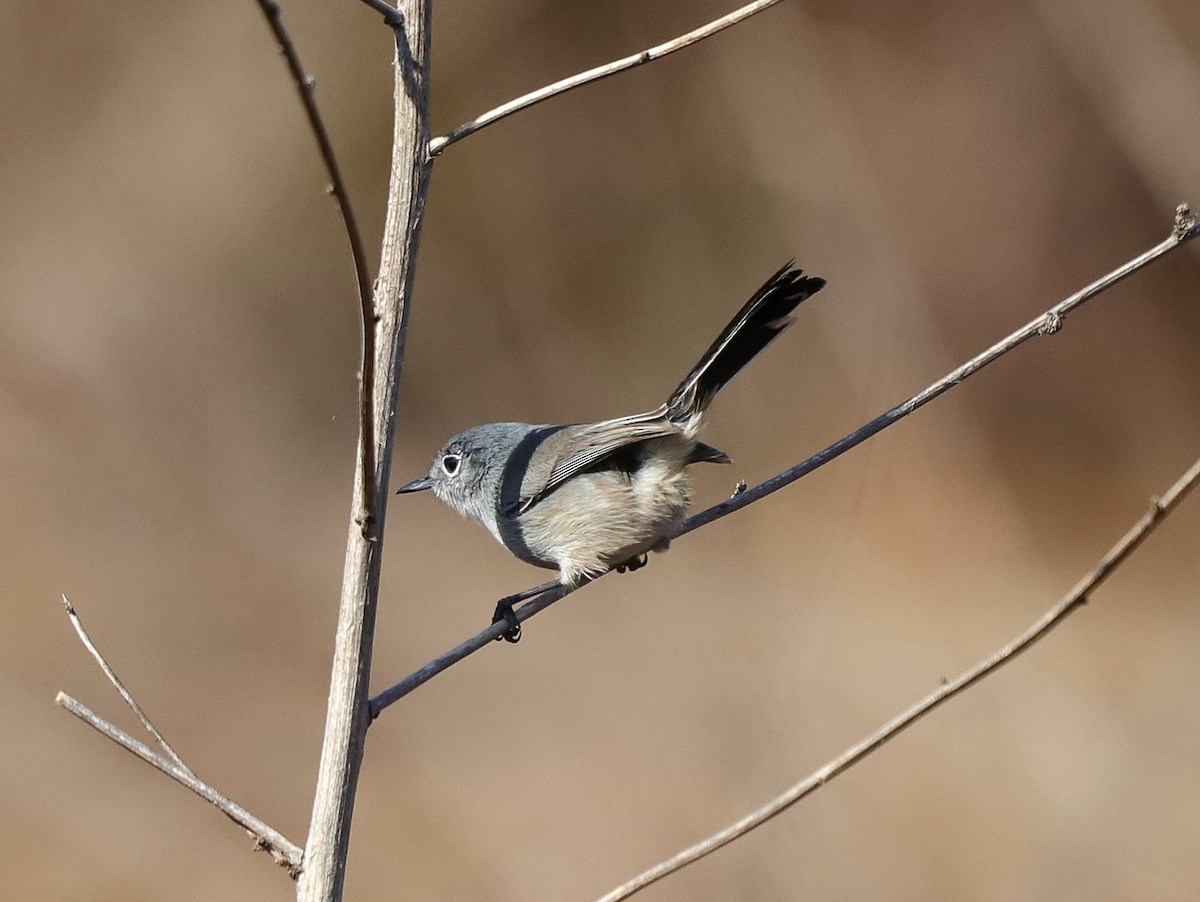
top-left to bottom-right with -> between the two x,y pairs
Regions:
396,475 -> 435,494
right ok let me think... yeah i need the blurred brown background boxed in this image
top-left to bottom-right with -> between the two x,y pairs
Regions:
4,1 -> 1200,899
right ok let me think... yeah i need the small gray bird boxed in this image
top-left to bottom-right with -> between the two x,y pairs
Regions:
398,262 -> 824,637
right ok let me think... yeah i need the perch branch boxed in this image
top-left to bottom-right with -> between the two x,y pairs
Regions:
369,578 -> 569,716
599,454 -> 1200,901
56,692 -> 304,875
370,204 -> 1198,717
427,0 -> 789,156
356,0 -> 405,27
255,0 -> 378,525
679,203 -> 1199,536
55,596 -> 301,873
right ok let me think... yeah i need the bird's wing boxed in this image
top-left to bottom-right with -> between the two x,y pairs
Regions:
519,408 -> 679,512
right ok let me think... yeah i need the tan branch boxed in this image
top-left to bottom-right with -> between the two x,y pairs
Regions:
55,692 -> 304,875
55,596 -> 301,873
296,5 -> 433,900
599,454 -> 1200,900
427,0 -> 789,156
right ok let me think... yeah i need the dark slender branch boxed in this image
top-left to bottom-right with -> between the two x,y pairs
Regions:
369,204 -> 1199,717
599,454 -> 1200,901
255,0 -> 378,528
427,0 -> 789,156
679,203 -> 1199,537
355,0 -> 405,27
369,579 -> 570,717
56,692 -> 304,875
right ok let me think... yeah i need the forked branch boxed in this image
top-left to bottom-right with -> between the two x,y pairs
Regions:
55,598 -> 303,874
599,454 -> 1200,900
369,203 -> 1199,717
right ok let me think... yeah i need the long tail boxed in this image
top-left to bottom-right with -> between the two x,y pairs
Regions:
664,261 -> 825,427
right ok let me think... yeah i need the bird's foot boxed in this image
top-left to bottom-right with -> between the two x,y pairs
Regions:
491,596 -> 522,643
615,554 -> 648,574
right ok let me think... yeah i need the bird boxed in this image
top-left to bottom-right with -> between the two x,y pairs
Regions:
397,262 -> 825,639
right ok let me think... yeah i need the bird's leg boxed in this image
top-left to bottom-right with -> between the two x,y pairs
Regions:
615,554 -> 649,574
491,595 -> 523,643
489,578 -> 567,644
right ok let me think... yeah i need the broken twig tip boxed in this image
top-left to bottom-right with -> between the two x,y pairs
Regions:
1173,203 -> 1196,239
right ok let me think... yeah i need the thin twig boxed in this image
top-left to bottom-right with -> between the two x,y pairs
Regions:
255,0 -> 378,527
599,455 -> 1200,901
60,595 -> 192,775
55,692 -> 304,875
356,0 -> 405,27
427,0 -> 789,156
369,204 -> 1199,717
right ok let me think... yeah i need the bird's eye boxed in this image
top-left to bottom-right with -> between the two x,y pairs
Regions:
440,454 -> 461,476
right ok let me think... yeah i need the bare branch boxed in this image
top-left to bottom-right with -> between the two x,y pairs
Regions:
297,6 -> 433,900
678,203 -> 1200,537
254,0 -> 378,526
56,595 -> 302,872
56,692 -> 304,875
369,204 -> 1199,715
427,0 -> 789,156
355,0 -> 404,27
60,595 -> 192,775
599,455 -> 1200,901
369,578 -> 568,717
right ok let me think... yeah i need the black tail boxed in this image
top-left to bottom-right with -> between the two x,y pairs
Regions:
665,262 -> 825,424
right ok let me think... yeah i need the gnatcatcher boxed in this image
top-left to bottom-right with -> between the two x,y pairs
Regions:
398,262 -> 825,640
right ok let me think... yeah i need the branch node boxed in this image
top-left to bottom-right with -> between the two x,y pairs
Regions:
1038,311 -> 1064,335
1173,202 -> 1195,238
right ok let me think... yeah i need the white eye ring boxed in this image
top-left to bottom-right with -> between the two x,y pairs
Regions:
441,454 -> 461,476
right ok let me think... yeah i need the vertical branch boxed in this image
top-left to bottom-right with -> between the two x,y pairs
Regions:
296,3 -> 431,900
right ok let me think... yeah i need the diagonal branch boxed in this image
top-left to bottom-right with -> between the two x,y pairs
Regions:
56,692 -> 304,875
55,598 -> 302,874
427,0 -> 789,156
369,203 -> 1199,718
369,578 -> 569,717
254,0 -> 379,525
60,595 -> 192,775
678,203 -> 1199,537
598,454 -> 1200,901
